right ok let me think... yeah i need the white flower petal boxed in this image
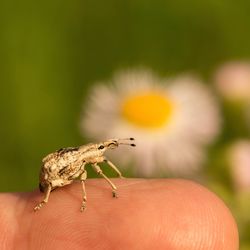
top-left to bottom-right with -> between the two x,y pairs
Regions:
167,77 -> 221,145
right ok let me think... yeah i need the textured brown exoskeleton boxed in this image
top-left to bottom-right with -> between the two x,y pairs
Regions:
34,138 -> 135,212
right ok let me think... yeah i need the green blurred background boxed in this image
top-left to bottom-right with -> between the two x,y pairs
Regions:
1,0 -> 250,244
1,0 -> 250,188
1,0 -> 250,183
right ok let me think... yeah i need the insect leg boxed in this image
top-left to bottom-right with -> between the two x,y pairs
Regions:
34,185 -> 52,211
80,170 -> 87,212
92,163 -> 118,197
104,158 -> 125,179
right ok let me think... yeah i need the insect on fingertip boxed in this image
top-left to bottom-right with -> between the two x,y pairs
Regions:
35,137 -> 136,212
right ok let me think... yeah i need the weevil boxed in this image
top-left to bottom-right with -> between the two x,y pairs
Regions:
34,138 -> 135,212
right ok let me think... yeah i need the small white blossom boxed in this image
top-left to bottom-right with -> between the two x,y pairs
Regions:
81,69 -> 221,176
214,61 -> 250,101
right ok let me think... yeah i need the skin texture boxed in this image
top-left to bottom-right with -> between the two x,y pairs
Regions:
0,179 -> 239,250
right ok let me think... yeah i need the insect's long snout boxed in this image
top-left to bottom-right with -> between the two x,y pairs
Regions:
117,138 -> 136,147
104,138 -> 136,150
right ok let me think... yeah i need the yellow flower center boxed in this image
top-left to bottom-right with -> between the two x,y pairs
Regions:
121,92 -> 174,128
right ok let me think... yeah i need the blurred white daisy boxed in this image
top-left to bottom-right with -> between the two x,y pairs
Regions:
214,61 -> 250,101
228,140 -> 250,193
81,69 -> 220,176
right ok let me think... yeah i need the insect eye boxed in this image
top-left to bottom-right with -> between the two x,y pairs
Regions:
98,145 -> 105,150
